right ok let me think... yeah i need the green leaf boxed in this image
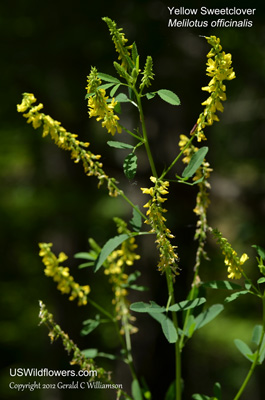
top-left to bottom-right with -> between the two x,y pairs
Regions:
129,284 -> 149,291
202,280 -> 242,290
97,72 -> 121,84
82,348 -> 116,360
168,298 -> 206,312
123,153 -> 138,179
130,206 -> 142,232
252,245 -> 265,261
257,277 -> 265,284
157,89 -> 181,105
81,319 -> 100,336
177,176 -> 205,186
97,352 -> 117,360
146,92 -> 156,100
164,381 -> 176,400
192,395 -> 211,400
182,147 -> 209,179
128,270 -> 141,283
149,313 -> 178,343
213,382 -> 222,399
132,379 -> 143,400
130,301 -> 166,313
85,93 -> 94,99
98,83 -> 115,90
107,140 -> 134,150
82,348 -> 98,358
195,304 -> 224,330
183,315 -> 196,338
74,252 -> 97,260
224,290 -> 249,303
115,93 -> 131,103
234,339 -> 253,362
259,337 -> 265,364
110,84 -> 121,97
251,325 -> 263,345
161,317 -> 178,343
94,234 -> 130,272
78,262 -> 95,269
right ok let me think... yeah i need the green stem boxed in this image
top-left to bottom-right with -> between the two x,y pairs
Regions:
179,241 -> 204,350
160,135 -> 195,180
233,293 -> 265,400
111,181 -> 146,220
133,89 -> 158,178
165,269 -> 182,400
87,297 -> 115,321
119,124 -> 144,142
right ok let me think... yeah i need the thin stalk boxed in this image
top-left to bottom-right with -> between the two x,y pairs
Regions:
88,296 -> 139,386
160,134 -> 195,180
179,241 -> 204,350
233,293 -> 265,400
165,269 -> 182,400
119,124 -> 144,142
87,297 -> 115,321
111,181 -> 146,220
133,89 -> 158,178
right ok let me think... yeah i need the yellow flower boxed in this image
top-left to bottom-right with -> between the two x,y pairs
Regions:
86,68 -> 122,135
212,229 -> 249,280
39,243 -> 90,305
17,93 -> 118,197
193,36 -> 235,142
141,177 -> 179,276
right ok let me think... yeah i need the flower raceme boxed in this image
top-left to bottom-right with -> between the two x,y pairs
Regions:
195,36 -> 236,142
17,93 -> 118,196
141,177 -> 179,276
211,229 -> 249,280
39,243 -> 90,306
86,67 -> 122,136
104,218 -> 140,334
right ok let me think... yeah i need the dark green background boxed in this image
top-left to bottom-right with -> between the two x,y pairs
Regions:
1,0 -> 265,399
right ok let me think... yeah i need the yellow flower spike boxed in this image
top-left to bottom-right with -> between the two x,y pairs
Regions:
212,229 -> 249,280
192,36 -> 235,142
38,243 -> 90,305
17,93 -> 119,197
142,178 -> 179,276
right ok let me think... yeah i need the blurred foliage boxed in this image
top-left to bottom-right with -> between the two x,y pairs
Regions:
1,0 -> 265,399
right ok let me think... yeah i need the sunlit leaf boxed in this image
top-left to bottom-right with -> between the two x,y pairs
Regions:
234,339 -> 253,362
94,234 -> 130,272
97,72 -> 121,84
107,141 -> 134,150
182,147 -> 208,179
130,301 -> 165,313
157,89 -> 180,105
168,298 -> 206,312
195,304 -> 224,330
202,280 -> 242,290
132,379 -> 143,400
